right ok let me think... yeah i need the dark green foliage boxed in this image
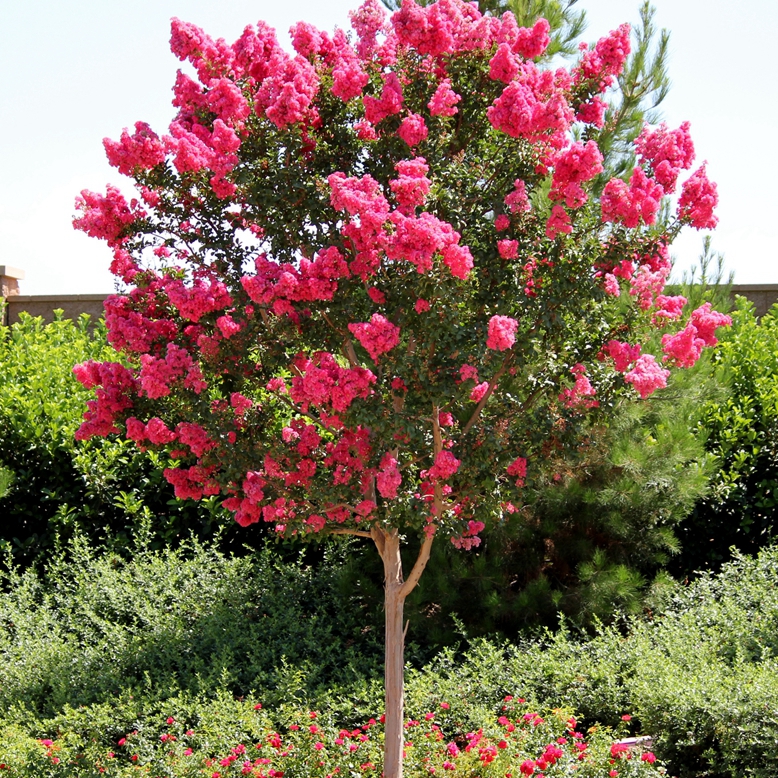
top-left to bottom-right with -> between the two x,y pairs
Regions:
0,535 -> 383,721
336,360 -> 717,643
0,314 -> 241,562
673,299 -> 778,573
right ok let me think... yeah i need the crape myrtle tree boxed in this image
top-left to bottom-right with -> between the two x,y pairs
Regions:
72,1 -> 728,775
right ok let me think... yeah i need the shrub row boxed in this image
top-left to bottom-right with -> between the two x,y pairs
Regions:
2,535 -> 778,776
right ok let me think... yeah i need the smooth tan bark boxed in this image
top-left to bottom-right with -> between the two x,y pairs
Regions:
382,529 -> 405,778
373,525 -> 436,778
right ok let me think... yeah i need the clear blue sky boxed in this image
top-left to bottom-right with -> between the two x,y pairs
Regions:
1,0 -> 775,295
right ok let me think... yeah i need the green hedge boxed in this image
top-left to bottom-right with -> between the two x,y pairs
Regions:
2,534 -> 778,776
0,314 -> 240,561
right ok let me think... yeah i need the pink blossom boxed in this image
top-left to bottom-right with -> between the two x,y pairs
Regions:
390,157 -> 431,212
363,72 -> 404,124
441,243 -> 474,279
459,364 -> 479,383
636,121 -> 695,192
487,315 -> 518,351
386,211 -> 456,274
103,122 -> 166,176
489,43 -> 520,83
575,24 -> 631,90
506,456 -> 527,486
331,37 -> 370,102
377,452 -> 402,498
550,140 -> 604,208
367,286 -> 386,304
398,113 -> 428,147
513,18 -> 551,59
428,79 -> 461,116
256,53 -> 319,129
602,339 -> 641,372
505,179 -> 530,214
73,186 -> 140,246
206,78 -> 250,126
495,214 -> 511,231
428,450 -> 460,480
630,264 -> 669,310
350,0 -> 387,60
290,352 -> 376,411
290,21 -> 327,59
165,277 -> 232,322
146,417 -> 178,444
559,363 -> 598,409
348,314 -> 401,360
415,298 -> 430,313
678,164 -> 718,229
653,295 -> 687,323
498,239 -> 518,259
601,167 -> 664,228
661,322 -> 703,367
488,71 -> 573,142
604,273 -> 620,296
623,353 -> 669,398
576,96 -> 606,127
691,302 -> 731,345
470,381 -> 489,402
546,205 -> 572,239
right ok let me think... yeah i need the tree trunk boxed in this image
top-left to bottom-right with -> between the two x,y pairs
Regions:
382,529 -> 406,778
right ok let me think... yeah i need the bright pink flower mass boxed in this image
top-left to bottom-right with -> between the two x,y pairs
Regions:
72,0 -> 730,556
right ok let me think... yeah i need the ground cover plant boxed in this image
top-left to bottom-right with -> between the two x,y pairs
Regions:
71,0 -> 728,774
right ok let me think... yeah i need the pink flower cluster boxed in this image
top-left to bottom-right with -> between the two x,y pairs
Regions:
103,122 -> 166,176
164,464 -> 220,501
450,519 -> 485,550
550,140 -> 604,209
164,277 -> 232,322
629,264 -> 670,311
348,314 -> 401,361
104,293 -> 178,354
506,456 -> 527,487
328,172 -> 390,280
125,416 -> 177,446
635,121 -> 695,192
559,364 -> 598,410
487,315 -> 519,351
290,351 -> 377,411
377,452 -> 402,498
574,24 -> 631,90
363,72 -> 404,124
428,79 -> 461,116
661,303 -> 731,367
601,167 -> 664,228
677,165 -> 718,229
73,361 -> 137,439
487,64 -> 573,144
427,450 -> 461,481
623,354 -> 669,398
504,179 -> 530,214
390,158 -> 431,213
601,339 -> 641,372
139,342 -> 208,399
241,247 -> 351,317
73,186 -> 142,246
387,210 -> 473,279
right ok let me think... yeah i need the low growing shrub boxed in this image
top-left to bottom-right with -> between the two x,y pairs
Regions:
0,691 -> 663,778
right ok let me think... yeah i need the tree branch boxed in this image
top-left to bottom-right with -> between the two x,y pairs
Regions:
327,527 -> 372,538
399,528 -> 436,599
461,357 -> 512,436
